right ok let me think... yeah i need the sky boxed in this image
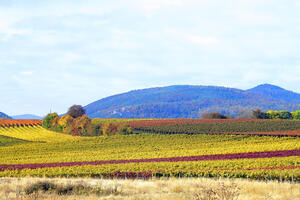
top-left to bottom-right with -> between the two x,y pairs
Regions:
0,0 -> 300,116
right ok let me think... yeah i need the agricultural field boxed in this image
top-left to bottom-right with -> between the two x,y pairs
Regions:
0,119 -> 42,127
0,119 -> 299,182
129,119 -> 300,136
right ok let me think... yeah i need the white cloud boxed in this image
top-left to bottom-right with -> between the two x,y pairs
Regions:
233,10 -> 275,24
129,0 -> 183,18
131,0 -> 183,12
185,35 -> 220,46
163,28 -> 222,49
56,52 -> 82,64
20,71 -> 33,76
0,12 -> 29,40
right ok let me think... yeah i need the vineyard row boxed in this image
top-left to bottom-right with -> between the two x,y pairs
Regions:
1,149 -> 299,172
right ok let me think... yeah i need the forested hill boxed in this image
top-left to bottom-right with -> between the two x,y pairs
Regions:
84,84 -> 300,118
0,112 -> 12,119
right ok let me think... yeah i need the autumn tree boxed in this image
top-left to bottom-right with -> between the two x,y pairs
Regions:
67,105 -> 85,118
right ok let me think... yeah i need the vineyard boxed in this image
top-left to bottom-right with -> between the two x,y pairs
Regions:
126,118 -> 262,127
0,135 -> 31,147
130,119 -> 300,136
0,119 -> 299,181
0,119 -> 42,127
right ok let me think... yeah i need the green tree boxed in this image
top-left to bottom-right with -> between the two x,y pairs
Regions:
252,109 -> 269,119
266,110 -> 280,119
292,110 -> 300,119
278,111 -> 292,119
42,113 -> 59,129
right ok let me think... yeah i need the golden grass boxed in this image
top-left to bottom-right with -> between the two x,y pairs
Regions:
0,177 -> 299,200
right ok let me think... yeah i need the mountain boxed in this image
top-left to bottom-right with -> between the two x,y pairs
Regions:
12,114 -> 43,120
0,112 -> 12,119
247,84 -> 300,103
84,84 -> 300,118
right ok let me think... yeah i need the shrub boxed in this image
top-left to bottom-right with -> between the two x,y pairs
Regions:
102,122 -> 119,136
67,105 -> 85,118
25,181 -> 56,195
94,124 -> 103,136
202,112 -> 229,119
42,113 -> 59,129
42,112 -> 99,136
278,111 -> 292,119
292,110 -> 300,120
119,125 -> 133,135
24,181 -> 122,196
71,115 -> 94,136
252,109 -> 269,119
193,182 -> 240,200
266,110 -> 280,119
58,115 -> 74,132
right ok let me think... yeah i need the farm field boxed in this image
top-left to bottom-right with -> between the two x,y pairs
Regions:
0,119 -> 42,127
0,119 -> 299,181
130,119 -> 300,136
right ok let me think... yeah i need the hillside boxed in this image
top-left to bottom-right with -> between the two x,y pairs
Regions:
84,84 -> 300,118
0,112 -> 12,119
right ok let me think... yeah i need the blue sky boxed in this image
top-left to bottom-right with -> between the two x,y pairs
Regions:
0,0 -> 300,116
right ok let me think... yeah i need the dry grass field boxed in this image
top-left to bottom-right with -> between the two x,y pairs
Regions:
0,177 -> 299,200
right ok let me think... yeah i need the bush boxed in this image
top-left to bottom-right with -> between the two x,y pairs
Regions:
67,105 -> 85,118
58,115 -> 73,127
25,181 -> 56,195
72,115 -> 94,136
292,110 -> 300,120
42,113 -> 59,129
94,124 -> 103,136
102,122 -> 118,136
119,125 -> 133,135
42,106 -> 133,136
202,112 -> 229,119
278,111 -> 292,119
252,109 -> 269,119
266,110 -> 280,119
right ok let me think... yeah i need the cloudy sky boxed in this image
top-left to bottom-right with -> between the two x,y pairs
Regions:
0,0 -> 300,116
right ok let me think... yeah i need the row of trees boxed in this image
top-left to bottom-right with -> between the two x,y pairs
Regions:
252,109 -> 300,119
202,110 -> 300,120
42,105 -> 132,136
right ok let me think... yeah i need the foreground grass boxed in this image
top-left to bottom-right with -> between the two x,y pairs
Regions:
0,177 -> 299,200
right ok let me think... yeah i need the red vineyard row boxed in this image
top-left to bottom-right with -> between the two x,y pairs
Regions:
0,120 -> 42,128
126,119 -> 265,128
0,149 -> 299,172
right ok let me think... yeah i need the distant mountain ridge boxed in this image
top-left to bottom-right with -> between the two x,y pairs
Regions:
0,112 -> 12,119
12,114 -> 43,120
84,84 -> 300,118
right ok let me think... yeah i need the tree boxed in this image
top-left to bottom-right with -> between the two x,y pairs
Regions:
266,110 -> 280,119
42,113 -> 59,129
67,105 -> 85,118
202,112 -> 229,119
292,110 -> 300,120
252,109 -> 269,119
278,110 -> 292,119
